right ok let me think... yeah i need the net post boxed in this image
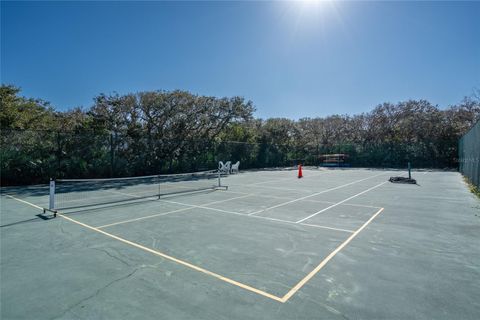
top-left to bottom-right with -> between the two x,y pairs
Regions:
49,178 -> 55,210
408,162 -> 411,179
218,170 -> 221,187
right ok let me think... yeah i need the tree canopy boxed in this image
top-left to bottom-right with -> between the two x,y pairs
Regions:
1,84 -> 479,185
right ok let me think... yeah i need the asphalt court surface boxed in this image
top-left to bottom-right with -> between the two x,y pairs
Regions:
1,168 -> 479,319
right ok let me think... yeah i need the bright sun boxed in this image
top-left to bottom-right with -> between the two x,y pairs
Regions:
294,0 -> 330,14
279,0 -> 339,34
299,0 -> 326,8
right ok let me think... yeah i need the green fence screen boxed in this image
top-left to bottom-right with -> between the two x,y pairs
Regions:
1,129 -> 459,186
459,120 -> 480,188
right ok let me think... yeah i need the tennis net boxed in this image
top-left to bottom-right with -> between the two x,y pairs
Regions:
45,170 -> 226,212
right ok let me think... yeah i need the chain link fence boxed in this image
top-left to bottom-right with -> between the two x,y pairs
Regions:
1,129 -> 457,186
459,120 -> 480,188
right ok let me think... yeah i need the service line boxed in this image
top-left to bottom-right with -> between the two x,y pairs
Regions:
248,172 -> 387,216
97,194 -> 253,228
159,198 -> 354,233
250,169 -> 331,186
224,190 -> 382,209
295,181 -> 387,223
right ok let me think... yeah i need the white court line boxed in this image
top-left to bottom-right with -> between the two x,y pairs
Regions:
97,207 -> 194,228
332,202 -> 382,209
224,190 -> 382,209
233,170 -> 378,192
223,190 -> 298,200
160,199 -> 245,216
248,172 -> 388,216
305,200 -> 382,209
295,181 -> 388,224
230,170 -> 345,191
230,183 -> 317,193
97,194 -> 253,228
299,223 -> 354,233
159,199 -> 354,233
250,170 -> 331,186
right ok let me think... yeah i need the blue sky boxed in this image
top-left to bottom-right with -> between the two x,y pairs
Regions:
2,1 -> 479,119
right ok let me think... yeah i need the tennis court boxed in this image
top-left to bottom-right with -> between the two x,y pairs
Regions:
1,168 -> 479,319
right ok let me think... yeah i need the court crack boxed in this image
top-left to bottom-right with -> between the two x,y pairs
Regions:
91,247 -> 132,267
295,296 -> 351,320
51,268 -> 138,320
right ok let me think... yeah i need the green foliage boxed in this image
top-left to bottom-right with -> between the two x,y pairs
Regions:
1,84 -> 479,185
0,85 -> 56,130
464,177 -> 480,199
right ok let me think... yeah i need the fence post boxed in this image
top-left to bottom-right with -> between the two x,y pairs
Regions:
110,132 -> 115,177
56,131 -> 61,174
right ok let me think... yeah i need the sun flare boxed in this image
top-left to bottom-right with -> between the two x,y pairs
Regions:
297,0 -> 328,9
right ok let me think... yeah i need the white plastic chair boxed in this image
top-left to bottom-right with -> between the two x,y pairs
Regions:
231,161 -> 240,174
218,161 -> 231,174
225,161 -> 232,174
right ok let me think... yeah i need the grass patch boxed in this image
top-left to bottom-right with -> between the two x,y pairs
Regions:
463,176 -> 480,199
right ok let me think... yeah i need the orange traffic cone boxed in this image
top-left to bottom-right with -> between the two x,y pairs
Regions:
298,164 -> 303,178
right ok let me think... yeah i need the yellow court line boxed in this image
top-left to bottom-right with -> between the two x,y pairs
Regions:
5,193 -> 385,303
2,193 -> 278,302
280,207 -> 385,302
4,194 -> 44,210
57,213 -> 285,303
